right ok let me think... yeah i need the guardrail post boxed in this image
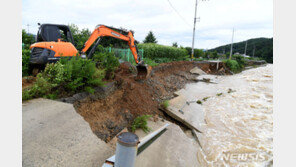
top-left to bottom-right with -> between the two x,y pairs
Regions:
115,132 -> 139,167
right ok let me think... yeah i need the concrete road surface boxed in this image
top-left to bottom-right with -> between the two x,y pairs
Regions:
135,120 -> 201,167
22,98 -> 113,167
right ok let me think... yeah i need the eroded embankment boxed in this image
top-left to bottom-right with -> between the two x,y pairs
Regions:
74,61 -> 229,142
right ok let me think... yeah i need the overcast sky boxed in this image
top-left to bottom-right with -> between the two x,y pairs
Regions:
22,0 -> 273,49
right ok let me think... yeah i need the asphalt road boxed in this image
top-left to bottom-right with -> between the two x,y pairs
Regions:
22,98 -> 113,167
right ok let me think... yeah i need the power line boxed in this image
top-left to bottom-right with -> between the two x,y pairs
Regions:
166,0 -> 191,27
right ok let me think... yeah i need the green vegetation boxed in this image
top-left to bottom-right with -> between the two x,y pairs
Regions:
22,57 -> 105,100
22,29 -> 35,76
131,115 -> 152,133
216,93 -> 223,96
172,42 -> 178,47
233,55 -> 246,68
161,100 -> 170,109
185,47 -> 204,58
22,49 -> 31,76
22,29 -> 35,49
138,43 -> 188,62
143,58 -> 159,67
143,31 -> 157,43
209,37 -> 273,63
196,100 -> 202,105
227,88 -> 235,93
202,97 -> 210,101
69,24 -> 91,49
92,47 -> 120,79
223,59 -> 241,73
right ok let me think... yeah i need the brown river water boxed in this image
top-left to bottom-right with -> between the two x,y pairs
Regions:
183,65 -> 273,166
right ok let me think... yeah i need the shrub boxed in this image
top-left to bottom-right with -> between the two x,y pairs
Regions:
233,55 -> 246,68
92,51 -> 120,79
143,58 -> 159,67
22,29 -> 35,49
137,43 -> 188,61
131,115 -> 152,133
223,59 -> 242,73
22,57 -> 105,101
22,49 -> 31,76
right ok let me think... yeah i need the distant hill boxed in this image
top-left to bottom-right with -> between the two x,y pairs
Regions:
209,37 -> 273,63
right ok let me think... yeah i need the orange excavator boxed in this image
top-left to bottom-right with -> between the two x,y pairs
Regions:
29,23 -> 149,79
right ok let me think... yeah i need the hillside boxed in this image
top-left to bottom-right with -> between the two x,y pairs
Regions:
209,37 -> 273,63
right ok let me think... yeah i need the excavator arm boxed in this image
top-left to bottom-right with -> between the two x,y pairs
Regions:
81,25 -> 141,64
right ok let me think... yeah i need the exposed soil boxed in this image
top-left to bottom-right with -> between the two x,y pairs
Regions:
22,76 -> 36,90
74,61 -> 228,142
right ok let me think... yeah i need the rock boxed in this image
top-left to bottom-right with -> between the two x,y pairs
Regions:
190,67 -> 207,75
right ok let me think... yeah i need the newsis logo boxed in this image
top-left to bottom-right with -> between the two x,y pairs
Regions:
111,32 -> 120,37
222,151 -> 267,163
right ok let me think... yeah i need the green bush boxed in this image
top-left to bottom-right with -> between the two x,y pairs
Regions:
22,57 -> 105,100
92,51 -> 120,79
131,115 -> 152,133
223,59 -> 242,73
233,55 -> 246,68
143,58 -> 159,67
22,29 -> 34,49
22,49 -> 31,76
137,43 -> 188,61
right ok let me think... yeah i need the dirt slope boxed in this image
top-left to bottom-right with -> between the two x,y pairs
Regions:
74,61 -> 226,142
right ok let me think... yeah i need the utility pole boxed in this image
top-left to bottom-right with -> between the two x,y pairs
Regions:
27,24 -> 30,33
191,0 -> 198,60
244,40 -> 248,56
229,28 -> 234,60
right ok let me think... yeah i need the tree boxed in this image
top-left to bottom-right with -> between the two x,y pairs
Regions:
22,29 -> 35,49
172,42 -> 178,47
212,51 -> 218,59
143,31 -> 157,43
69,24 -> 91,49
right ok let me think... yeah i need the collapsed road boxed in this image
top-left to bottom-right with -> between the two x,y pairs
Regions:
73,61 -> 230,142
23,60 -> 269,166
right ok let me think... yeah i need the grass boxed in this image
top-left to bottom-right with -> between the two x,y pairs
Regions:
216,93 -> 223,96
196,100 -> 202,104
131,115 -> 152,133
202,97 -> 210,101
161,100 -> 170,109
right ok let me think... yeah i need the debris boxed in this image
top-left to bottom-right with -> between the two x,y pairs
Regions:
196,100 -> 202,104
227,88 -> 236,93
202,97 -> 210,101
216,93 -> 223,96
190,67 -> 206,75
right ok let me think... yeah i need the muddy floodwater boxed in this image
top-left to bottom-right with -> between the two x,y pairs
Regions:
182,65 -> 273,166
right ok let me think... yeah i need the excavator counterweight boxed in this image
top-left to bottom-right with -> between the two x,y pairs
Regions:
29,23 -> 149,79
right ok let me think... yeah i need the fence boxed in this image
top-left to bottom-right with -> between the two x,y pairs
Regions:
104,47 -> 144,64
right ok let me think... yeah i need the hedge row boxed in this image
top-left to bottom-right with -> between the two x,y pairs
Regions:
137,43 -> 188,60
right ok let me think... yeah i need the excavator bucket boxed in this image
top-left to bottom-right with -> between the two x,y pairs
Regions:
135,64 -> 151,80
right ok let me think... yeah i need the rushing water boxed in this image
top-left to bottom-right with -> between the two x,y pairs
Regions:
184,65 -> 273,166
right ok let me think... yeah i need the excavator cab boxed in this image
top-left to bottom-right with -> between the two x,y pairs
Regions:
36,24 -> 75,44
